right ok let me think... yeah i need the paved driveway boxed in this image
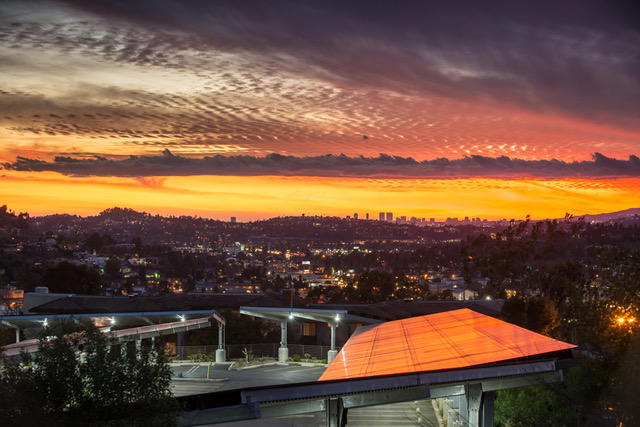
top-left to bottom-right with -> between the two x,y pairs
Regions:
171,363 -> 438,426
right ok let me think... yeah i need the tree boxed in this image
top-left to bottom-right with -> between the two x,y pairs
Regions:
495,358 -> 609,427
188,308 -> 279,346
501,296 -> 559,336
43,261 -> 102,294
0,319 -> 180,426
104,257 -> 122,279
606,331 -> 640,425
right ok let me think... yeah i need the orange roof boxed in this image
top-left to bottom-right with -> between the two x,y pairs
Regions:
319,308 -> 576,381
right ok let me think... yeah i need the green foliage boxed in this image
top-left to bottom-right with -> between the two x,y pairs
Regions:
187,353 -> 213,362
42,261 -> 103,295
0,319 -> 180,426
291,354 -> 302,363
605,331 -> 640,425
496,358 -> 610,427
501,296 -> 559,336
188,308 -> 279,346
104,257 -> 122,279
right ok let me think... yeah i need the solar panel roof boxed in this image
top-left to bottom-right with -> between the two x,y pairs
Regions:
319,308 -> 577,381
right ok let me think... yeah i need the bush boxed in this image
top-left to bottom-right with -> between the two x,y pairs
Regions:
0,319 -> 180,426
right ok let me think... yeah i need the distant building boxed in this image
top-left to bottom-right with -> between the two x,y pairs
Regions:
366,213 -> 369,220
386,212 -> 393,222
379,212 -> 385,221
453,289 -> 477,301
230,217 -> 237,223
353,213 -> 358,220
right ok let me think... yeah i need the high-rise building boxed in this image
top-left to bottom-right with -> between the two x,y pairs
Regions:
366,213 -> 369,220
379,212 -> 385,221
386,212 -> 393,222
230,217 -> 237,223
354,213 -> 358,220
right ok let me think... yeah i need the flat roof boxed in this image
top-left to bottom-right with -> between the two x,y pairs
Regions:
320,308 -> 577,381
239,306 -> 382,325
2,317 -> 214,357
0,310 -> 221,330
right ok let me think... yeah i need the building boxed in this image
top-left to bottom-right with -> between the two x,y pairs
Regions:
353,213 -> 358,220
379,212 -> 385,221
386,212 -> 393,222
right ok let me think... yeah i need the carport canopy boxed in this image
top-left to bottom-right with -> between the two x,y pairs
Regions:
239,306 -> 381,354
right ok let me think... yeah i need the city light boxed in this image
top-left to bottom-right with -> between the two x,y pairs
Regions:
613,313 -> 637,327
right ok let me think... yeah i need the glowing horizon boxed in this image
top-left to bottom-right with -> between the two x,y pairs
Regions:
1,1 -> 638,220
3,170 -> 638,222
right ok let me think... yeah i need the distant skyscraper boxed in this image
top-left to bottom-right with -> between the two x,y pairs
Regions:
386,212 -> 393,222
354,213 -> 358,220
366,213 -> 369,220
230,217 -> 237,223
379,212 -> 385,221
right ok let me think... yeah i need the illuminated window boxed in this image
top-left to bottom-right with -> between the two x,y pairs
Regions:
302,322 -> 317,336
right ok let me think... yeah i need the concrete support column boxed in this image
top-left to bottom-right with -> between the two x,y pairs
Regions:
15,328 -> 20,343
177,331 -> 186,347
327,322 -> 338,364
278,320 -> 288,362
454,393 -> 466,422
466,383 -> 483,427
325,397 -> 347,427
136,339 -> 141,359
177,331 -> 186,360
216,323 -> 226,363
481,391 -> 495,427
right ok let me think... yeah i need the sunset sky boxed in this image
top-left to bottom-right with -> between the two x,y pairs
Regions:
1,0 -> 639,221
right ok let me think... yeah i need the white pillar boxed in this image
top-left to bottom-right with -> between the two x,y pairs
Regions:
327,322 -> 338,364
216,323 -> 226,362
279,320 -> 288,362
466,383 -> 483,427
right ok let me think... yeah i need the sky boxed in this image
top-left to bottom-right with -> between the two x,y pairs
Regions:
1,0 -> 639,221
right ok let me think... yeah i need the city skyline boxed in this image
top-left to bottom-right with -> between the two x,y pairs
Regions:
1,1 -> 639,221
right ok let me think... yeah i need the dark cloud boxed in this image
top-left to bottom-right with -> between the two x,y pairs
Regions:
52,0 -> 640,130
3,151 -> 639,179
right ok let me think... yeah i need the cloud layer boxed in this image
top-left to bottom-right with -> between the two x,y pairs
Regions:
1,0 -> 639,165
4,151 -> 639,179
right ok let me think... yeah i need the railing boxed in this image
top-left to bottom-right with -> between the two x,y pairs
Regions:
176,343 -> 340,361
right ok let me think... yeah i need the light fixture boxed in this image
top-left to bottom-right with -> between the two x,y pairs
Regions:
178,314 -> 186,322
288,313 -> 294,320
335,314 -> 340,321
